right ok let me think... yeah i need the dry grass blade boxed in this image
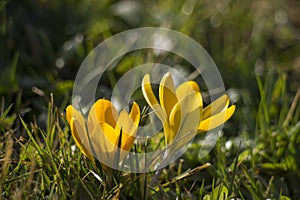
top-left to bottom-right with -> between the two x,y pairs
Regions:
152,163 -> 211,191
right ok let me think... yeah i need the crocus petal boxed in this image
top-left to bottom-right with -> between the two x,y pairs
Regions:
116,110 -> 135,135
170,91 -> 203,126
69,117 -> 94,161
167,102 -> 181,144
66,105 -> 84,124
169,91 -> 202,144
98,121 -> 117,146
142,74 -> 166,122
159,73 -> 178,118
91,122 -> 134,166
117,126 -> 137,152
67,105 -> 94,160
90,122 -> 116,165
66,106 -> 86,139
129,102 -> 140,127
115,110 -> 138,151
202,95 -> 229,120
92,115 -> 135,153
88,99 -> 118,128
198,104 -> 236,132
176,81 -> 200,100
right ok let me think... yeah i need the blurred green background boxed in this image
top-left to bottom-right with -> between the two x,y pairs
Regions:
1,0 -> 300,199
1,0 -> 299,130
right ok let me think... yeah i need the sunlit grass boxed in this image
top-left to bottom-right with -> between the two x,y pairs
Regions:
1,71 -> 299,199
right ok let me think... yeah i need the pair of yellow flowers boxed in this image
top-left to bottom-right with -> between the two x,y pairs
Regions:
66,73 -> 235,163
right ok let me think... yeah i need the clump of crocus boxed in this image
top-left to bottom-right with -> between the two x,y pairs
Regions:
66,99 -> 140,167
142,73 -> 235,145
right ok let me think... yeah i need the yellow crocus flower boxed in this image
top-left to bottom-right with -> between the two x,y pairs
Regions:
142,73 -> 235,145
66,99 -> 140,166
